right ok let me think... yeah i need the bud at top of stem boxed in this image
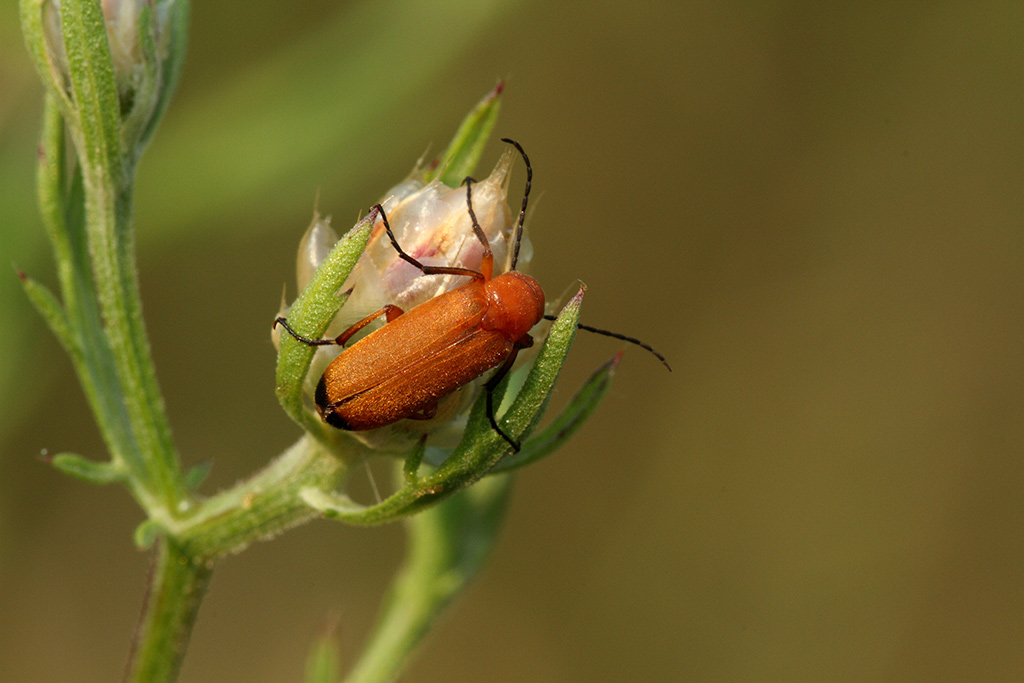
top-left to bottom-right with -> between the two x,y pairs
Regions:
26,0 -> 188,162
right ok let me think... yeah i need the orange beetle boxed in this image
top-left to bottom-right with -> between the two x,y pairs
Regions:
276,139 -> 668,450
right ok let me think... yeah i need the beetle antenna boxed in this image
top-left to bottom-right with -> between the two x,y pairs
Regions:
374,202 -> 486,281
542,315 -> 672,371
462,177 -> 491,252
501,138 -> 532,270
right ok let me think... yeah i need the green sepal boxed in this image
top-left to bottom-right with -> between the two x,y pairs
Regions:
119,0 -> 162,158
490,351 -> 621,473
59,0 -> 125,186
275,215 -> 373,435
19,0 -> 74,111
50,452 -> 125,484
136,0 -> 191,155
302,287 -> 585,526
422,82 -> 503,188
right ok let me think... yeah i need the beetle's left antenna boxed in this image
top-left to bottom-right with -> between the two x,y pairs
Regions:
501,138 -> 532,271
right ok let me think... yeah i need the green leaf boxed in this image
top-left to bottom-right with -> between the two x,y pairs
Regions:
32,96 -> 141,475
51,452 -> 125,484
19,0 -> 74,111
58,0 -> 187,507
18,269 -> 76,356
490,351 -> 621,473
275,214 -> 373,434
133,519 -> 163,550
425,81 -> 503,187
119,0 -> 162,159
183,460 -> 213,492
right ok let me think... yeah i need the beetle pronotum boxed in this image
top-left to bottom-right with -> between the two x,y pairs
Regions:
276,139 -> 669,451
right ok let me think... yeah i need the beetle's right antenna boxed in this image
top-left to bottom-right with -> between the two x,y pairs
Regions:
501,138 -> 532,271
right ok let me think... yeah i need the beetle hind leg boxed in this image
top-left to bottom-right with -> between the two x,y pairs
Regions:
484,338 -> 533,453
406,403 -> 439,421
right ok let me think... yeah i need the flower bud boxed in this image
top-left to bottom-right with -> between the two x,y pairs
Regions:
34,0 -> 185,150
290,150 -> 535,451
302,149 -> 532,335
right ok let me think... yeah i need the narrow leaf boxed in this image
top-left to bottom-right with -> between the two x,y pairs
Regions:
490,351 -> 621,473
19,270 -> 76,355
19,0 -> 74,110
184,460 -> 213,492
139,0 -> 190,151
426,82 -> 503,187
133,519 -> 163,549
59,0 -> 125,185
51,452 -> 125,484
304,628 -> 341,683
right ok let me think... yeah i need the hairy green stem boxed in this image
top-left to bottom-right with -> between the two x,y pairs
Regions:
124,539 -> 212,683
343,473 -> 512,683
174,435 -> 349,561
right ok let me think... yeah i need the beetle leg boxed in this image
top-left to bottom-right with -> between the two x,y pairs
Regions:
334,304 -> 404,346
274,317 -> 337,346
275,307 -> 405,349
406,403 -> 439,421
484,334 -> 534,453
373,204 -> 485,281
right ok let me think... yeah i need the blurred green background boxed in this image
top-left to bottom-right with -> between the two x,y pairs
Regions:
2,1 -> 1022,681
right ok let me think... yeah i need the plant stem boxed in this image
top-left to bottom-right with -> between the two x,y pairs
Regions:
342,473 -> 512,683
123,538 -> 212,683
174,435 -> 349,561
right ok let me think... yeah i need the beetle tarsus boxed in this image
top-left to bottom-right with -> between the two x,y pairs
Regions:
275,317 -> 337,347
